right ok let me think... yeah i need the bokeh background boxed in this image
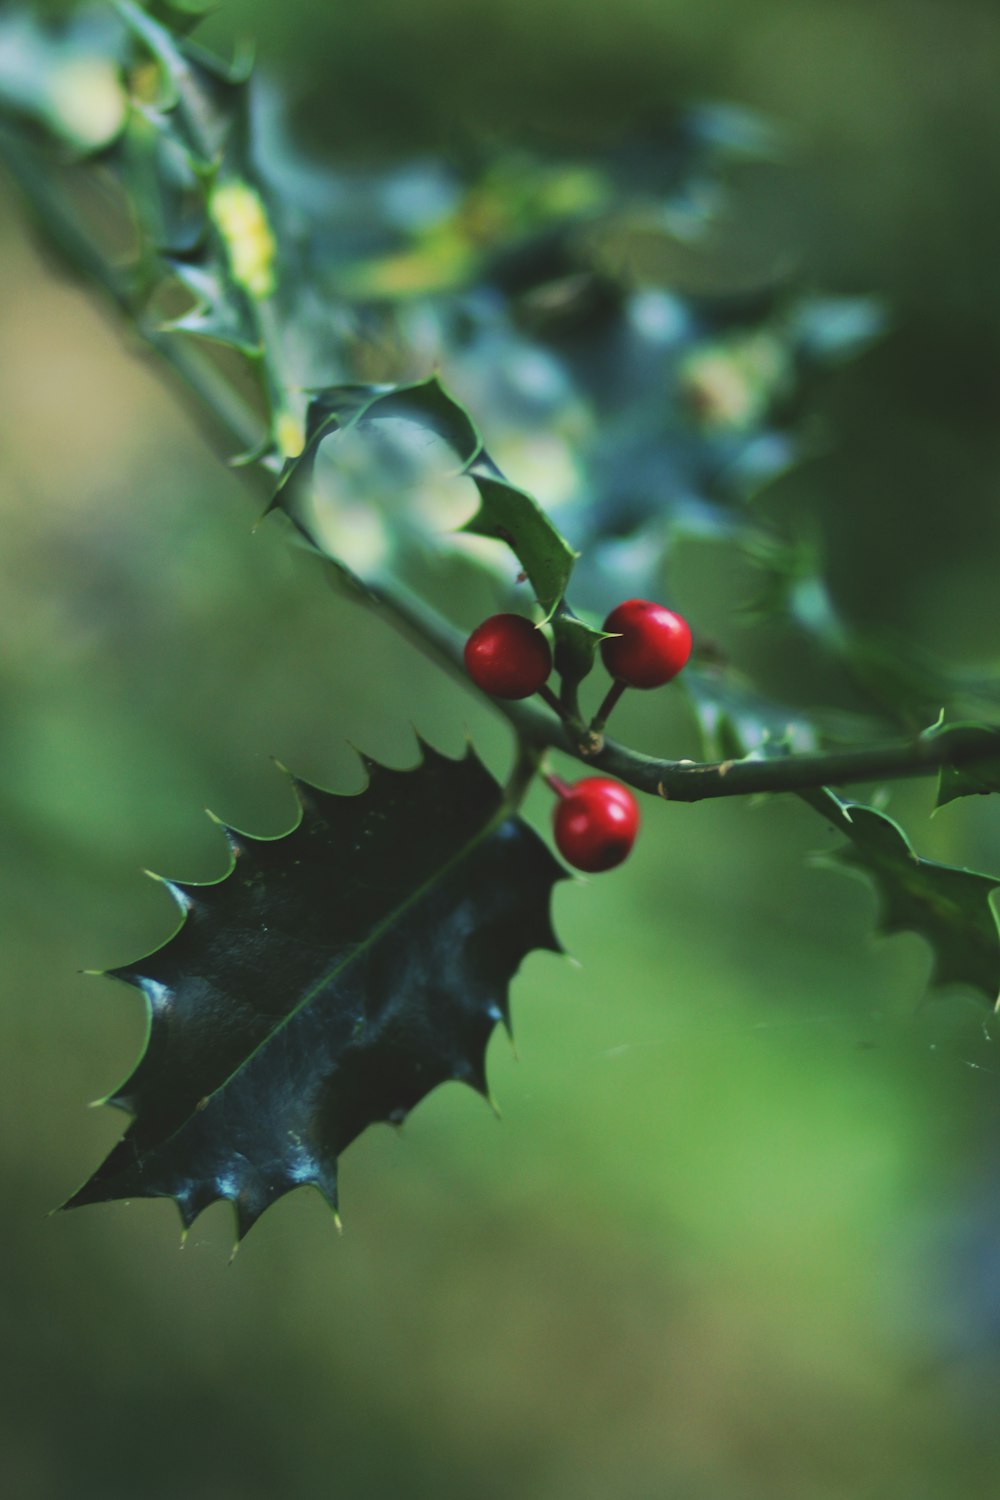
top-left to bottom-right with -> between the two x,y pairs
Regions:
5,1 -> 1000,1496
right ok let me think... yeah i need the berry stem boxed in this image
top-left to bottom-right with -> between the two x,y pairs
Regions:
543,771 -> 573,799
504,741 -> 544,810
537,683 -> 578,726
557,677 -> 600,754
590,680 -> 626,736
559,675 -> 583,719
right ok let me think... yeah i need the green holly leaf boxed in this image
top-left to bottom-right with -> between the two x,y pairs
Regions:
143,0 -> 215,38
461,461 -> 578,617
116,0 -> 250,171
65,742 -> 565,1240
806,787 -> 1000,1001
275,377 -> 579,613
0,10 -> 128,152
936,725 -> 1000,807
160,255 -> 260,354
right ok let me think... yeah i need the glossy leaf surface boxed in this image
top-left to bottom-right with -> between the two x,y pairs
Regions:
66,743 -> 564,1239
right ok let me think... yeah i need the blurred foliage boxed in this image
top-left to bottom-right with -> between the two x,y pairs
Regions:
4,1 -> 1000,1498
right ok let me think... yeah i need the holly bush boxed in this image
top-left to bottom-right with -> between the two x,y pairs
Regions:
4,0 -> 1000,1257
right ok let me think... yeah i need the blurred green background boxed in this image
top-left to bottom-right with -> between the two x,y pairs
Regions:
5,1 -> 1000,1496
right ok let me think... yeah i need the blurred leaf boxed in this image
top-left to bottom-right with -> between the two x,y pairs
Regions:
0,9 -> 128,151
806,786 -> 1000,1002
65,742 -> 565,1240
161,254 -> 260,352
740,533 -> 848,648
685,667 -> 819,760
788,295 -> 887,365
143,0 -> 214,37
116,0 -> 250,171
937,726 -> 1000,807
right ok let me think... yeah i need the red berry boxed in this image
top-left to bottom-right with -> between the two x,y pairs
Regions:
552,777 -> 640,873
600,599 -> 692,689
464,613 -> 552,700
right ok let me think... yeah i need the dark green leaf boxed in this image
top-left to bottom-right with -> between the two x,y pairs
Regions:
806,787 -> 1000,1002
276,377 -> 579,612
462,463 -> 578,617
551,605 -> 606,688
143,0 -> 215,38
739,533 -> 848,653
116,0 -> 249,170
65,743 -> 565,1240
161,255 -> 260,353
936,726 -> 1000,807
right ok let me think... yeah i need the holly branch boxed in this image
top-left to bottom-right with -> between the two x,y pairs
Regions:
5,120 -> 999,806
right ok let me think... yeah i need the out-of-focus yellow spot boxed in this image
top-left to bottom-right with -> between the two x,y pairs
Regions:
338,161 -> 607,303
276,412 -> 305,459
210,180 -> 277,300
343,227 -> 473,299
46,58 -> 127,149
127,60 -> 161,106
679,333 -> 787,430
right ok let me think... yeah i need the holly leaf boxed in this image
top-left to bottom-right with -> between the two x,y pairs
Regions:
806,787 -> 1000,1001
65,742 -> 565,1241
275,376 -> 580,614
116,0 -> 250,172
461,460 -> 579,617
161,255 -> 260,353
143,0 -> 215,37
936,725 -> 1000,807
0,9 -> 128,152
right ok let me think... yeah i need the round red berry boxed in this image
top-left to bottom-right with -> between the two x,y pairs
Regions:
600,599 -> 692,689
464,613 -> 552,700
552,777 -> 640,873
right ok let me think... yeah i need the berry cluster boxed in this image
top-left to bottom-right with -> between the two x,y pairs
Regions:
464,597 -> 693,873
